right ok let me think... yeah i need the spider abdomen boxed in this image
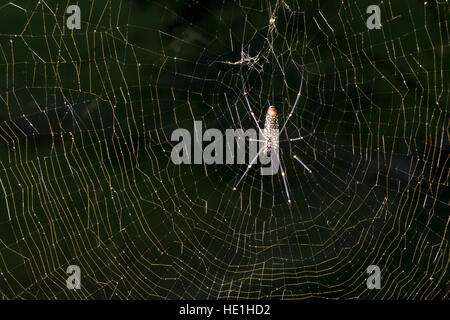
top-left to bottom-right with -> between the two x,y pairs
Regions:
264,106 -> 279,157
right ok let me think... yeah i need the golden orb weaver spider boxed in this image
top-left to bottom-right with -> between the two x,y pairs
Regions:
232,60 -> 312,205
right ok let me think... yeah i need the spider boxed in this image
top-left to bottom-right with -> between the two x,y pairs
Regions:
232,61 -> 312,205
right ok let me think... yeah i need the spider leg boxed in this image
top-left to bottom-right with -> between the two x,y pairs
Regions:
249,139 -> 266,143
280,68 -> 304,134
293,153 -> 312,174
240,60 -> 265,137
280,132 -> 313,143
233,147 -> 264,190
276,152 -> 292,204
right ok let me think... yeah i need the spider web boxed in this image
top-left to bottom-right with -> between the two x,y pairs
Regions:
0,0 -> 448,299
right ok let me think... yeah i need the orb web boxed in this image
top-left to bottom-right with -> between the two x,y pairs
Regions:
0,0 -> 448,299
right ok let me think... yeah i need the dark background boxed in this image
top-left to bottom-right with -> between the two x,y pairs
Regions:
0,0 -> 448,299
